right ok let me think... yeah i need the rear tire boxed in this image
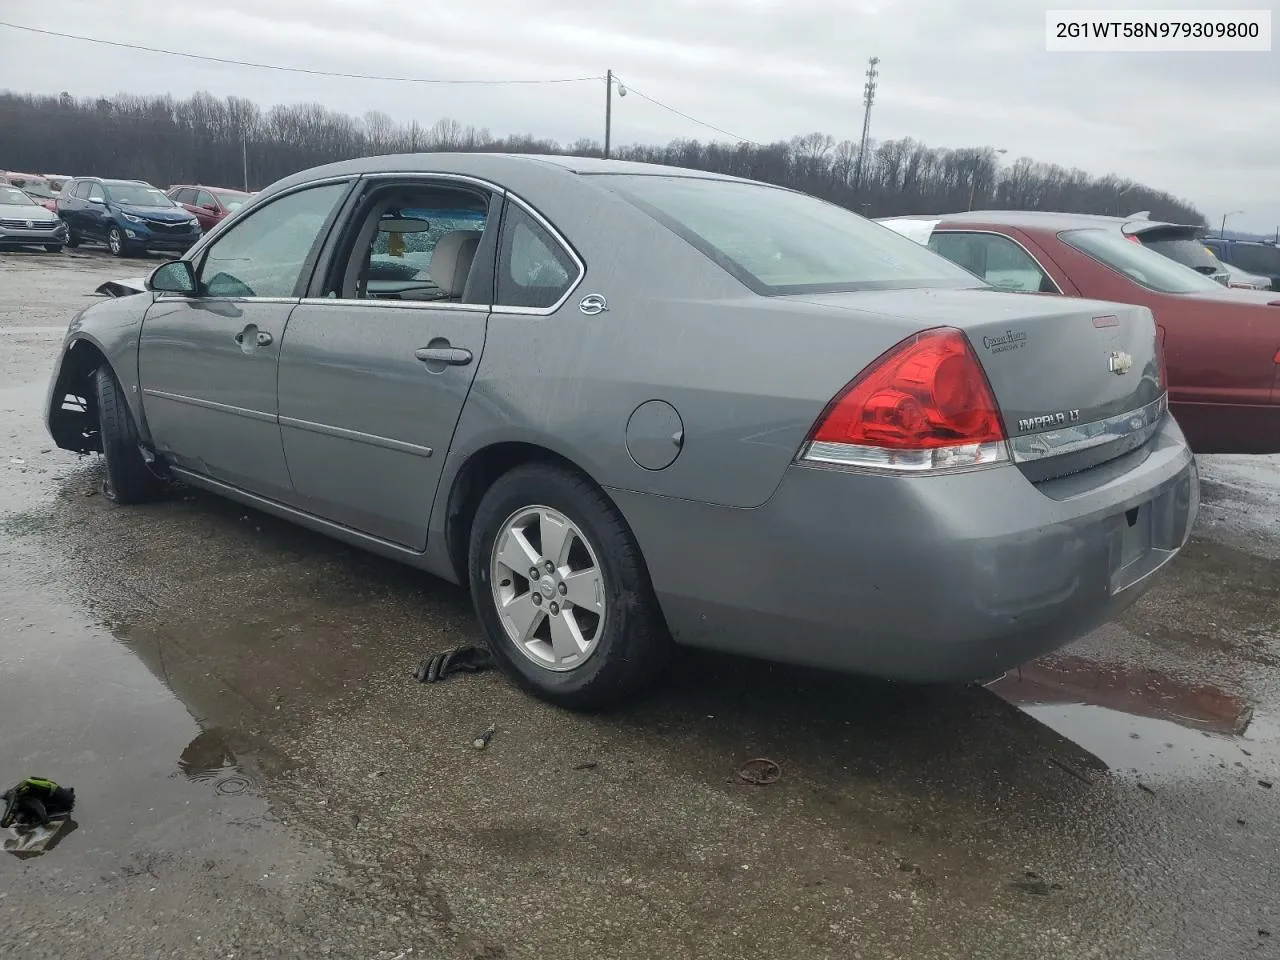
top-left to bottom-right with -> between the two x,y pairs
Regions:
94,366 -> 163,504
468,463 -> 670,710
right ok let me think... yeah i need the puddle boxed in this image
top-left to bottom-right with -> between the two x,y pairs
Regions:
992,656 -> 1267,777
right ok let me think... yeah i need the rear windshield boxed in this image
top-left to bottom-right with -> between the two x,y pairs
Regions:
1062,229 -> 1225,294
212,190 -> 251,212
595,174 -> 979,295
1228,244 -> 1280,276
1140,235 -> 1223,276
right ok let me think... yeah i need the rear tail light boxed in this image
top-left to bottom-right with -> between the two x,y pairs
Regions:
799,327 -> 1009,473
1125,234 -> 1143,245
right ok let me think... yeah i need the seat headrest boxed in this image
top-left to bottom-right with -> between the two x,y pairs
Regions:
430,230 -> 482,298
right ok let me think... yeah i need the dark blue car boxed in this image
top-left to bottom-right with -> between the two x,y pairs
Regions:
1201,236 -> 1280,291
57,177 -> 202,258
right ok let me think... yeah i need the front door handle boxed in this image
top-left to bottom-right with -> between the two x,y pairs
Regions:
414,346 -> 472,366
234,329 -> 273,347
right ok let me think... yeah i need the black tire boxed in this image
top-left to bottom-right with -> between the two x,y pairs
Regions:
107,226 -> 128,258
44,244 -> 63,253
93,366 -> 163,504
468,463 -> 670,710
64,227 -> 79,248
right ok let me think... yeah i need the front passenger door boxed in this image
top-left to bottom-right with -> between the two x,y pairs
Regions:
138,181 -> 351,501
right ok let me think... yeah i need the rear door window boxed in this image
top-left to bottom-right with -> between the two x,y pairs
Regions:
196,190 -> 217,209
927,232 -> 1058,293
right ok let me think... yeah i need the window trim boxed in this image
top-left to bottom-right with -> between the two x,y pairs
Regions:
929,229 -> 1064,295
159,176 -> 355,304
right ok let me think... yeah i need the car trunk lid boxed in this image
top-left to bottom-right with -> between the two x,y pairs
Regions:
787,287 -> 1165,481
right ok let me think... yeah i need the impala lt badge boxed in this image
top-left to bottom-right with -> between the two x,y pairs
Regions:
1108,350 -> 1133,375
1018,409 -> 1080,432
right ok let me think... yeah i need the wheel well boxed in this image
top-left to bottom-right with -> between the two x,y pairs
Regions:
49,339 -> 107,453
445,442 -> 597,583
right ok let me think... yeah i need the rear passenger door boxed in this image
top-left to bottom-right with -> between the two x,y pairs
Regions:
276,177 -> 501,548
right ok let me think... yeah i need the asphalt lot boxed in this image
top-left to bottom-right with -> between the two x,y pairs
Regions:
1,247 -> 1278,959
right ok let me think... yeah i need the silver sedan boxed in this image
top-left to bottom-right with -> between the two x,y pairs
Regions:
46,154 -> 1199,708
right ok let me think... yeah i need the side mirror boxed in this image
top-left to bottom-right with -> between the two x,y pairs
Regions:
202,203 -> 218,212
88,195 -> 105,205
147,260 -> 196,295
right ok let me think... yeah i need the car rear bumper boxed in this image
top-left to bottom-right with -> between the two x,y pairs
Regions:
611,414 -> 1198,683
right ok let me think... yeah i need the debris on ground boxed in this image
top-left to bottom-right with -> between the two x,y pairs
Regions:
573,761 -> 598,771
414,644 -> 495,683
472,724 -> 496,750
737,758 -> 782,785
1137,782 -> 1156,795
2,777 -> 75,855
1258,780 -> 1273,789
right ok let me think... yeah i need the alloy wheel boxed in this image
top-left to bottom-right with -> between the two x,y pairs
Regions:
490,505 -> 606,671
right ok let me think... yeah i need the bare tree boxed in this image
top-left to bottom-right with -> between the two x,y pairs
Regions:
0,90 -> 1206,225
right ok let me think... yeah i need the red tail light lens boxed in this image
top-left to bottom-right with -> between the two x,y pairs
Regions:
800,327 -> 1009,473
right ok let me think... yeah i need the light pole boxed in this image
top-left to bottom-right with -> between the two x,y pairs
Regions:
603,70 -> 626,159
1220,210 -> 1243,237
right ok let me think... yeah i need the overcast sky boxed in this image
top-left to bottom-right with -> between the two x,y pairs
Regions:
2,0 -> 1277,231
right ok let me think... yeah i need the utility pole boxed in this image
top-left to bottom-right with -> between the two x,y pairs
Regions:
242,131 -> 249,192
604,69 -> 613,160
854,57 -> 879,195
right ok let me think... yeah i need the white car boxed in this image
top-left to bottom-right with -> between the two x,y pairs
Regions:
0,183 -> 68,251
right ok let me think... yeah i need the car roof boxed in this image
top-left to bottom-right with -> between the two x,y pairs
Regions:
262,152 -> 753,200
893,209 -> 1204,236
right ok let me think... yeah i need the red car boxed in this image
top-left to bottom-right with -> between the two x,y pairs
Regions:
165,184 -> 252,232
880,211 -> 1280,454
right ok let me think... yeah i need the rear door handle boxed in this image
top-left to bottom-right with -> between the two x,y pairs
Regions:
415,347 -> 472,366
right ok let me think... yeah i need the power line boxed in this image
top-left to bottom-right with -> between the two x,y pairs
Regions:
616,78 -> 758,145
0,20 -> 602,85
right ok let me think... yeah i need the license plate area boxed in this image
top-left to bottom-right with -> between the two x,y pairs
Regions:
1110,500 -> 1157,592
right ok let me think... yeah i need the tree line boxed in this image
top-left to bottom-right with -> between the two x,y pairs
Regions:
0,90 -> 1204,225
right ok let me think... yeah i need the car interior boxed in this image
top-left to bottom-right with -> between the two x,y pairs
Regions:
337,187 -> 489,302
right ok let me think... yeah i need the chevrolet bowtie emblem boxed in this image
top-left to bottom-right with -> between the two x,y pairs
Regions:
1108,350 -> 1133,375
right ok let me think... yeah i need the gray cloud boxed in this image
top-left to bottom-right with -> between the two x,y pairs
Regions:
2,0 -> 1277,229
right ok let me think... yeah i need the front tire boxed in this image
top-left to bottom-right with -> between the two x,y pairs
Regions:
93,366 -> 163,504
64,226 -> 79,248
468,463 -> 670,710
45,244 -> 63,253
107,226 -> 127,257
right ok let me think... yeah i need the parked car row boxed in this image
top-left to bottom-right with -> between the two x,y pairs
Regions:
0,169 -> 252,256
878,210 -> 1280,454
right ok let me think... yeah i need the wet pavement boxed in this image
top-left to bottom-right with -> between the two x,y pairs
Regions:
2,249 -> 1279,959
